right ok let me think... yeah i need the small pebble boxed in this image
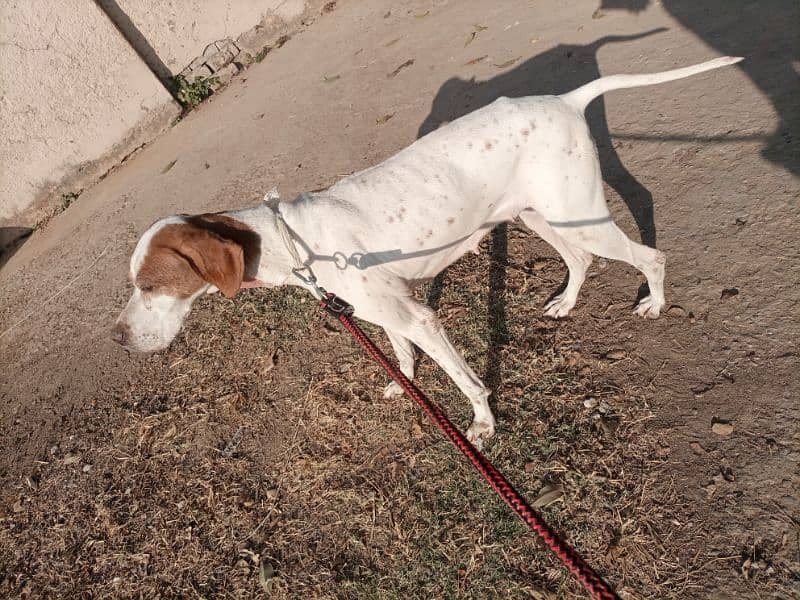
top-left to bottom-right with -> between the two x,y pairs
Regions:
583,397 -> 598,409
711,422 -> 734,436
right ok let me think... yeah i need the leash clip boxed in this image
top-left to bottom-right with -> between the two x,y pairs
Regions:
321,292 -> 354,317
291,266 -> 327,299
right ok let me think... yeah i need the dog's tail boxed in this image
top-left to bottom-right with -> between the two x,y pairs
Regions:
560,56 -> 743,113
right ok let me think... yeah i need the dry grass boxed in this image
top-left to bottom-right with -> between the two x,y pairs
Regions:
1,226 -> 797,598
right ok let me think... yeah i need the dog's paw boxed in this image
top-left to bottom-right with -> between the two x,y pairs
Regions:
544,293 -> 575,319
466,418 -> 496,450
634,295 -> 663,319
383,381 -> 405,399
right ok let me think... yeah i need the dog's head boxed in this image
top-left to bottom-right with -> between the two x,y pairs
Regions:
112,214 -> 259,352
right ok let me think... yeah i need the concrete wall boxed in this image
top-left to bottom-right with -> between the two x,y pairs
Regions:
0,0 -> 179,222
118,0 -> 306,75
0,0 -> 309,225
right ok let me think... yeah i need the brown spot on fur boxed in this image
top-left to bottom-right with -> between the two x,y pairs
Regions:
484,140 -> 493,150
388,215 -> 395,223
521,128 -> 529,136
361,275 -> 368,282
447,217 -> 455,225
467,141 -> 473,149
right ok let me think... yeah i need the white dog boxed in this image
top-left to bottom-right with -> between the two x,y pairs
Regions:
113,56 -> 742,445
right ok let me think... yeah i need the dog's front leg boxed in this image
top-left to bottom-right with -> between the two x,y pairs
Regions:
383,329 -> 415,399
362,297 -> 495,447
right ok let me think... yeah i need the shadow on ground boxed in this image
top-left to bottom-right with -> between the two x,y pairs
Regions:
0,227 -> 33,271
602,0 -> 799,176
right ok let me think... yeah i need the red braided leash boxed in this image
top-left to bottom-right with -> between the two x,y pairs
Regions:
321,293 -> 620,600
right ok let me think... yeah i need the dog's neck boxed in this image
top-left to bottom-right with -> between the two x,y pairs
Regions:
224,202 -> 308,289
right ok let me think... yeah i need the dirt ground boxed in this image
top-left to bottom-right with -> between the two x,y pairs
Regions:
1,0 -> 798,598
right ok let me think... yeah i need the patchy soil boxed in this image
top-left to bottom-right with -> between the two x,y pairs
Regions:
1,1 -> 798,598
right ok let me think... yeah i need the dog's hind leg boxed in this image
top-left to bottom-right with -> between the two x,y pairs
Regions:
553,210 -> 666,319
518,209 -> 593,318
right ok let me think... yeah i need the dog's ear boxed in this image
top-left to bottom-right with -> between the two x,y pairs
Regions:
174,225 -> 244,298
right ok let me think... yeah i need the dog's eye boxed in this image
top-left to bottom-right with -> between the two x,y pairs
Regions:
140,285 -> 154,293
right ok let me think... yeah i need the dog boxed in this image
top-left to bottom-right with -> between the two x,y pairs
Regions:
113,56 -> 742,446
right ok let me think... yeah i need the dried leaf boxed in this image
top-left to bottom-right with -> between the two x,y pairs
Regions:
411,422 -> 424,439
592,8 -> 606,19
494,56 -> 521,69
63,453 -> 81,465
261,349 -> 277,373
719,465 -> 735,481
464,31 -> 477,47
532,484 -> 564,508
323,74 -> 341,83
384,37 -> 402,47
222,426 -> 245,458
464,55 -> 488,66
473,24 -> 488,31
414,10 -> 430,18
604,349 -> 627,361
161,159 -> 178,174
594,415 -> 615,437
720,287 -> 739,299
259,560 -> 274,593
375,113 -> 395,125
387,59 -> 414,78
690,441 -> 707,455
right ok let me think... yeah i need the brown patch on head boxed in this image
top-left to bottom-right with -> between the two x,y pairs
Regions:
447,217 -> 455,225
521,128 -> 529,136
186,214 -> 261,278
136,238 -> 205,299
484,140 -> 493,150
137,215 -> 258,299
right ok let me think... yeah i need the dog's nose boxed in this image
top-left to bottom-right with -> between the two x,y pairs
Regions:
111,322 -> 130,346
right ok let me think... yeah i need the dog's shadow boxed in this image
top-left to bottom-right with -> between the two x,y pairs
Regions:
423,32 -> 663,391
602,0 -> 799,176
